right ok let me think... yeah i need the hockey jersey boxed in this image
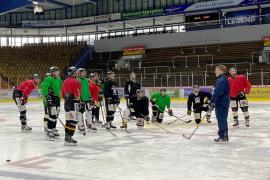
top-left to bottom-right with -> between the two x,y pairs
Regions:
17,80 -> 37,98
150,93 -> 171,112
187,91 -> 212,111
90,80 -> 100,102
77,77 -> 91,101
124,80 -> 141,98
103,80 -> 119,103
228,74 -> 251,98
129,96 -> 149,118
61,77 -> 81,99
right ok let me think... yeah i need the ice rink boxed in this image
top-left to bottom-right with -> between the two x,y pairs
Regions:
0,101 -> 269,180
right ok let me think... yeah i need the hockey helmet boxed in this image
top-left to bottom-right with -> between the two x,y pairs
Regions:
67,66 -> 78,76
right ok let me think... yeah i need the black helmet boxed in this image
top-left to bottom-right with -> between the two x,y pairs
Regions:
136,89 -> 144,94
49,66 -> 59,73
67,66 -> 78,76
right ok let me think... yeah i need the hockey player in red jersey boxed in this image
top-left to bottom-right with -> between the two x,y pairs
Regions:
62,67 -> 82,146
228,67 -> 251,127
12,74 -> 40,132
90,73 -> 102,124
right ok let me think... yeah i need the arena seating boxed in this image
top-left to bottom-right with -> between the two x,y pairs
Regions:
85,41 -> 270,87
0,43 -> 84,88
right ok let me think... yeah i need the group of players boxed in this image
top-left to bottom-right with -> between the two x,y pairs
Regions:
12,64 -> 251,145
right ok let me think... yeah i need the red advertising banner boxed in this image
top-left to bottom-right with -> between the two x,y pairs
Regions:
123,45 -> 145,56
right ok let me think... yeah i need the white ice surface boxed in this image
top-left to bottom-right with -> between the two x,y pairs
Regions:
0,101 -> 269,180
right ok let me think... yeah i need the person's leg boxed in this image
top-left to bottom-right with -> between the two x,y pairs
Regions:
230,98 -> 239,127
194,110 -> 202,124
157,111 -> 164,123
239,97 -> 250,127
215,107 -> 229,141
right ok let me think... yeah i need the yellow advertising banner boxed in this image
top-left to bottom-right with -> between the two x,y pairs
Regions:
248,87 -> 270,100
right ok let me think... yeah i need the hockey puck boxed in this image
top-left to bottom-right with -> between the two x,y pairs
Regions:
6,160 -> 11,162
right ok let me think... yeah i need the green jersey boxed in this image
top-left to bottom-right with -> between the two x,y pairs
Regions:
41,76 -> 62,98
150,93 -> 171,112
77,77 -> 91,101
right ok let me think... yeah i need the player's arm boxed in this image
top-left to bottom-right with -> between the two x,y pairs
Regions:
244,76 -> 251,95
212,79 -> 226,104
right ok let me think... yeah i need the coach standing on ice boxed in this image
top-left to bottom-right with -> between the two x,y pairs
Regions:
211,65 -> 230,143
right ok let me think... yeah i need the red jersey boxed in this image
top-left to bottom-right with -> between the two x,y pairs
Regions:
90,80 -> 100,102
61,77 -> 81,98
228,74 -> 251,98
17,80 -> 37,98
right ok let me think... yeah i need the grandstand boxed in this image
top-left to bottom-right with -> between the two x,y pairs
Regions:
1,0 -> 270,179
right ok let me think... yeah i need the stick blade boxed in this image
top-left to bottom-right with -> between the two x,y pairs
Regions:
185,120 -> 192,123
182,134 -> 191,140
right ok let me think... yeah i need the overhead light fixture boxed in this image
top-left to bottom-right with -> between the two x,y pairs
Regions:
33,1 -> 44,15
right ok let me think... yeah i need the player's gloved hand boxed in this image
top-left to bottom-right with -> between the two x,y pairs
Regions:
195,119 -> 201,124
168,109 -> 173,116
145,116 -> 150,122
45,95 -> 52,106
187,110 -> 192,115
237,91 -> 246,99
79,102 -> 85,113
20,96 -> 28,105
209,103 -> 215,111
150,100 -> 156,105
116,98 -> 120,106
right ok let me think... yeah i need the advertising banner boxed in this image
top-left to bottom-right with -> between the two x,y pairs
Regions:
123,46 -> 145,56
122,8 -> 163,20
261,7 -> 270,24
224,9 -> 259,27
22,13 -> 121,27
263,36 -> 270,46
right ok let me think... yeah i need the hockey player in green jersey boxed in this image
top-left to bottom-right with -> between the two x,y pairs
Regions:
77,68 -> 97,132
41,66 -> 62,141
150,88 -> 173,123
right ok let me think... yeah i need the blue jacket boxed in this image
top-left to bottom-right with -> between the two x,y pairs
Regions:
212,74 -> 230,108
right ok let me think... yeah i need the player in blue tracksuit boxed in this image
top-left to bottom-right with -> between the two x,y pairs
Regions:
211,65 -> 230,143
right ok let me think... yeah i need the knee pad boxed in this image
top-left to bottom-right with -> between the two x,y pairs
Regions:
157,112 -> 164,123
239,99 -> 249,108
136,118 -> 144,126
123,109 -> 131,120
230,100 -> 238,109
194,113 -> 201,120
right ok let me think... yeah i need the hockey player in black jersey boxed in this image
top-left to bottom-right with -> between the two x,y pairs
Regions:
103,71 -> 120,129
124,73 -> 141,108
187,85 -> 212,124
122,89 -> 149,129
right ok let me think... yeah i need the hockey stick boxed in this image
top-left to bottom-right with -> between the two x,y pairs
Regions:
152,122 -> 172,133
100,99 -> 117,137
166,113 -> 191,125
182,114 -> 206,140
57,117 -> 65,127
116,106 -> 129,134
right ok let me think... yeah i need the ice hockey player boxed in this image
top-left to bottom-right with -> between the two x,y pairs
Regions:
41,66 -> 62,141
40,72 -> 52,133
62,67 -> 81,146
90,73 -> 102,124
150,88 -> 173,123
124,72 -> 141,108
122,89 -> 149,129
211,65 -> 230,143
77,68 -> 97,132
103,71 -> 120,129
187,84 -> 212,124
228,67 -> 251,127
12,74 -> 40,132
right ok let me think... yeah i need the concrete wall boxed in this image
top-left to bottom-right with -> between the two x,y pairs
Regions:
95,24 -> 270,52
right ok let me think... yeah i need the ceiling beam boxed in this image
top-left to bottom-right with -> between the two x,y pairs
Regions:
85,0 -> 97,5
36,0 -> 73,8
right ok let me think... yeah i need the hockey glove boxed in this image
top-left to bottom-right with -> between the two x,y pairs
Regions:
45,96 -> 53,106
79,102 -> 86,113
150,100 -> 156,105
208,103 -> 215,111
168,109 -> 173,116
20,96 -> 28,105
237,91 -> 246,99
195,119 -> 201,124
187,110 -> 192,115
145,116 -> 150,122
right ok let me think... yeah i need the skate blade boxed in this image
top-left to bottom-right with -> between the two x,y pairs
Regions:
64,142 -> 77,146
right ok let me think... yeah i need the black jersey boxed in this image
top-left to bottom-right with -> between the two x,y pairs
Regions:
187,91 -> 212,111
130,96 -> 149,118
124,80 -> 141,98
103,80 -> 119,102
